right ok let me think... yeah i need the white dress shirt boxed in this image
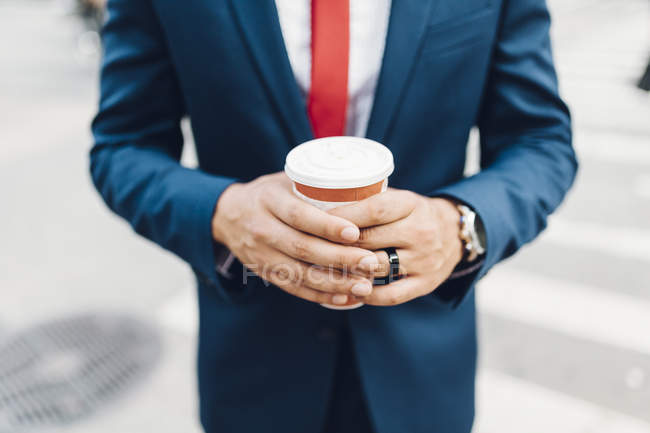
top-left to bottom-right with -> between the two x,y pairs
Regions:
274,0 -> 392,137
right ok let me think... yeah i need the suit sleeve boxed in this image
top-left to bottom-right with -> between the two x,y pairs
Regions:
90,0 -> 237,292
432,0 -> 578,306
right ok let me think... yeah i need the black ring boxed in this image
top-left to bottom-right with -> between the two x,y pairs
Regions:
384,247 -> 400,282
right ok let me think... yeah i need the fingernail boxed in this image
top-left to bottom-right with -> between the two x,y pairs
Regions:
341,226 -> 360,242
332,294 -> 348,305
358,255 -> 379,268
351,281 -> 372,297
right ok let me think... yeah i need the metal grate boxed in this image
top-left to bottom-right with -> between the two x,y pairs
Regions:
0,314 -> 161,431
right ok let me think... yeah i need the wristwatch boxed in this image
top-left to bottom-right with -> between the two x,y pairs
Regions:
456,204 -> 486,262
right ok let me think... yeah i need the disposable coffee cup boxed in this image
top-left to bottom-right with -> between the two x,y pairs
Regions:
284,136 -> 395,310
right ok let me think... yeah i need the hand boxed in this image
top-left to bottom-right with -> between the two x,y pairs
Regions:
212,173 -> 378,305
328,189 -> 464,306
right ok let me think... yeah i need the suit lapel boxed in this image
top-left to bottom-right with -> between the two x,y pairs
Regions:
366,0 -> 438,144
227,0 -> 313,145
228,0 -> 438,145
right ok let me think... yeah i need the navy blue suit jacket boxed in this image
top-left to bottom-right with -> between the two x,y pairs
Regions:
91,0 -> 577,432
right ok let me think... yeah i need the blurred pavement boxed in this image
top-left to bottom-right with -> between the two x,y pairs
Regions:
0,0 -> 649,432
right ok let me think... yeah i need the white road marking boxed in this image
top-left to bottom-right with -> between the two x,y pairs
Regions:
573,130 -> 650,166
635,174 -> 650,199
540,218 -> 650,263
180,118 -> 199,168
474,369 -> 650,433
157,288 -> 198,336
477,268 -> 650,356
464,127 -> 481,177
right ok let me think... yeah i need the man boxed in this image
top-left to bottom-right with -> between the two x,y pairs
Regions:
90,0 -> 577,432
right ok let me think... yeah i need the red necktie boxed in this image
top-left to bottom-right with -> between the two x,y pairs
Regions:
308,0 -> 350,138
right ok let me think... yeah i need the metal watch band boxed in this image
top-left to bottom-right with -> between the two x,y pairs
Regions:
456,204 -> 486,263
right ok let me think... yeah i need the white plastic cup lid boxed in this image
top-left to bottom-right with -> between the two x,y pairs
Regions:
284,137 -> 394,189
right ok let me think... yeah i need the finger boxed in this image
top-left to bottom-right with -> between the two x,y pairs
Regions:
267,218 -> 380,273
372,248 -> 411,278
254,251 -> 355,305
364,277 -> 427,306
266,270 -> 349,305
252,241 -> 372,296
356,219 -> 411,250
327,190 -> 419,228
302,266 -> 374,297
262,248 -> 373,296
266,192 -> 361,243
